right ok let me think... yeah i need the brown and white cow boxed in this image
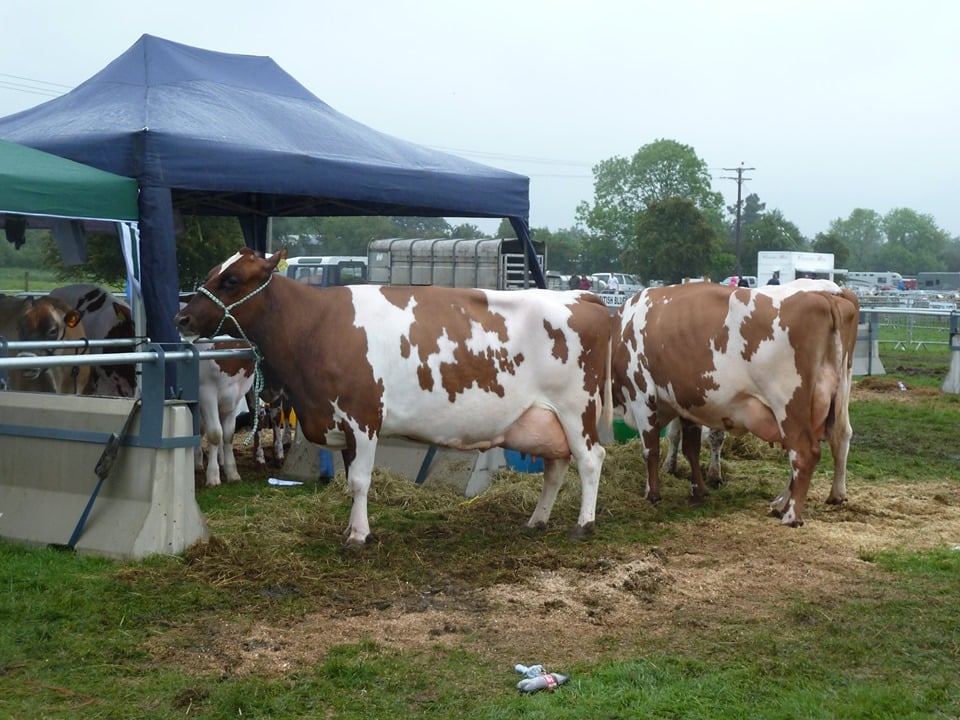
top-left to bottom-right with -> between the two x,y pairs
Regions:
612,279 -> 859,526
0,294 -> 91,394
49,284 -> 137,397
175,248 -> 613,547
194,340 -> 256,487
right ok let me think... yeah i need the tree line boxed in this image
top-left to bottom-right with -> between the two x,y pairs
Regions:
10,136 -> 957,288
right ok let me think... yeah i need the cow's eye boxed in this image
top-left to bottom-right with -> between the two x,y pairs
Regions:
46,325 -> 59,339
221,275 -> 240,290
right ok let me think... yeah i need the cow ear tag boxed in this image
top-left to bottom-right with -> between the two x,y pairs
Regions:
66,311 -> 81,328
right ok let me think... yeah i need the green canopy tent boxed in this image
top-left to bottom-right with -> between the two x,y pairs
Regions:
0,137 -> 141,307
0,137 -> 138,222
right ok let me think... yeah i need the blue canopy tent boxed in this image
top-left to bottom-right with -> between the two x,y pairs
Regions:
0,34 -> 541,394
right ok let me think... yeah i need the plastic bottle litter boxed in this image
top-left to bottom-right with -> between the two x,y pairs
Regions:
517,672 -> 570,693
898,381 -> 907,392
514,663 -> 546,678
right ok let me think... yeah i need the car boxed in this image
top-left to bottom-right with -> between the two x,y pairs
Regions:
720,275 -> 758,288
591,272 -> 643,295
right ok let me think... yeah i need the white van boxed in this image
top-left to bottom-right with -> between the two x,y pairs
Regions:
281,256 -> 367,287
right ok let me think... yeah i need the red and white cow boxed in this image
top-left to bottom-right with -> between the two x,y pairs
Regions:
0,294 -> 91,394
175,248 -> 613,547
663,418 -> 726,488
194,340 -> 256,487
49,284 -> 136,397
612,279 -> 859,526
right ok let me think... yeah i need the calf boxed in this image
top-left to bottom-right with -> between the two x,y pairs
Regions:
612,280 -> 859,526
194,340 -> 256,487
175,248 -> 613,547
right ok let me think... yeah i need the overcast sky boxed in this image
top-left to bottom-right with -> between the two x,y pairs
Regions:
2,0 -> 958,239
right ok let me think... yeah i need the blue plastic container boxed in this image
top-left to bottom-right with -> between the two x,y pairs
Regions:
504,449 -> 545,473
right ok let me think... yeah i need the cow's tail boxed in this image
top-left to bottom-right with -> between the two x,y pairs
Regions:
602,335 -> 614,429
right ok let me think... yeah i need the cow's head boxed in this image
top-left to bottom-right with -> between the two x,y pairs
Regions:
175,248 -> 285,340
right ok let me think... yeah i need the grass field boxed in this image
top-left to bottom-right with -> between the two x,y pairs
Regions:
0,266 -> 61,293
1,347 -> 959,717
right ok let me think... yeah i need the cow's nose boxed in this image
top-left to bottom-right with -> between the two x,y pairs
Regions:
175,314 -> 190,330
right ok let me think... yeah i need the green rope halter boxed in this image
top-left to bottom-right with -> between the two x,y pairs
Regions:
197,274 -> 273,445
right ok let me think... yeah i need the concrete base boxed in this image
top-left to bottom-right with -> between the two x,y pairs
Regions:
0,393 -> 209,559
853,322 -> 885,376
280,427 -> 507,496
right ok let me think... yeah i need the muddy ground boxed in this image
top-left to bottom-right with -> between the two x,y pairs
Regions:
153,379 -> 960,677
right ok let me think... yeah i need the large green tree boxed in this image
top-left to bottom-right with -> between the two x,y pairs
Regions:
622,198 -> 720,284
828,209 -> 885,269
811,231 -> 850,269
736,210 -> 807,276
576,139 -> 725,269
879,208 -> 949,275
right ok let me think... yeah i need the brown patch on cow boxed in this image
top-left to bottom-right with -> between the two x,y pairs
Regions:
544,319 -> 568,362
213,340 -> 254,378
640,285 -> 727,411
564,295 -> 613,445
399,335 -> 411,360
401,288 -> 514,403
739,292 -> 779,362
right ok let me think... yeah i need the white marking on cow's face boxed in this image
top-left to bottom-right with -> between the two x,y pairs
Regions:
218,252 -> 245,276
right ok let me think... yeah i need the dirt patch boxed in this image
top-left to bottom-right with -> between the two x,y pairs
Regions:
148,477 -> 960,678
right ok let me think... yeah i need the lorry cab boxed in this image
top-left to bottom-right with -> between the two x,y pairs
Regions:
281,256 -> 368,287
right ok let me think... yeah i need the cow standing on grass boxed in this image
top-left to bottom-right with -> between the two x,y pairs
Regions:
612,279 -> 859,526
176,248 -> 613,548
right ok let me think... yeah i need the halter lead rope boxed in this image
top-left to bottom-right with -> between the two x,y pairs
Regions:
197,274 -> 273,445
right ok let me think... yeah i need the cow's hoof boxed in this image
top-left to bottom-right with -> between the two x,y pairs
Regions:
343,534 -> 374,551
524,521 -> 548,533
568,522 -> 595,540
689,494 -> 707,507
646,493 -> 661,506
825,495 -> 848,506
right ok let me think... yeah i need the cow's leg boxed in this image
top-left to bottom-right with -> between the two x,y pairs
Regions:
219,405 -> 241,483
825,384 -> 853,505
344,437 -> 377,549
197,389 -> 222,488
272,411 -> 286,464
572,442 -> 605,538
705,429 -> 726,487
643,425 -> 664,504
203,428 -> 223,488
681,421 -> 708,503
527,457 -> 569,531
770,442 -> 821,526
662,418 -> 682,476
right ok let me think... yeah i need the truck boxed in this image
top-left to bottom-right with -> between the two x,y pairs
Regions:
756,251 -> 835,286
367,237 -> 546,290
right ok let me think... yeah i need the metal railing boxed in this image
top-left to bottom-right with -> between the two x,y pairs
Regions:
0,337 -> 254,450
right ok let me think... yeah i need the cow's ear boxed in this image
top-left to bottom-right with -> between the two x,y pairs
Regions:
65,310 -> 81,329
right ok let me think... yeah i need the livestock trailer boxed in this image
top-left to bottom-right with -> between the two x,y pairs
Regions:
367,237 -> 546,290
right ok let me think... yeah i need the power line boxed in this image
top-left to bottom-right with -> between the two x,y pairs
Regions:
721,163 -> 755,276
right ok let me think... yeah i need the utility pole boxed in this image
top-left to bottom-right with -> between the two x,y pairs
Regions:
721,163 -> 755,277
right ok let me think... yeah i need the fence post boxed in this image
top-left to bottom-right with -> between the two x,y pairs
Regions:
942,312 -> 960,393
